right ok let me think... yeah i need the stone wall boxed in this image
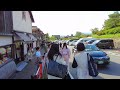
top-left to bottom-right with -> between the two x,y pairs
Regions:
113,39 -> 120,49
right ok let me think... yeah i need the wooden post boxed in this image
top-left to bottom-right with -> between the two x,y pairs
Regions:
11,31 -> 15,59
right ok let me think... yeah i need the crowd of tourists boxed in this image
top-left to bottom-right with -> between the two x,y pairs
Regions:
29,41 -> 98,79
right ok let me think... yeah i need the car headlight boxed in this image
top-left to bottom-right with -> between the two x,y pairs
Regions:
104,56 -> 110,59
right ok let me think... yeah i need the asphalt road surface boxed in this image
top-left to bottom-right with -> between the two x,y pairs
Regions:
68,46 -> 120,79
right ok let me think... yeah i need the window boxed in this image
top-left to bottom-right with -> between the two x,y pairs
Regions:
0,11 -> 5,33
100,40 -> 107,43
0,46 -> 12,65
22,11 -> 26,21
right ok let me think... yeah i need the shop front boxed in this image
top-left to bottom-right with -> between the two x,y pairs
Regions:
0,44 -> 13,65
0,36 -> 14,65
0,36 -> 16,79
28,33 -> 37,49
14,32 -> 32,64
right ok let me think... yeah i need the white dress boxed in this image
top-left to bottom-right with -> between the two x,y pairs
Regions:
61,47 -> 71,70
74,51 -> 92,79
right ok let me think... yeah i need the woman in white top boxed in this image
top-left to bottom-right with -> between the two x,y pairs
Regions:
61,43 -> 71,70
72,43 -> 92,79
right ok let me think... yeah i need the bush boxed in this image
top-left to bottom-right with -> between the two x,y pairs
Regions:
92,33 -> 120,39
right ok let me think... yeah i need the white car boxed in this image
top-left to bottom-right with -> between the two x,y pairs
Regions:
75,38 -> 96,46
69,40 -> 78,46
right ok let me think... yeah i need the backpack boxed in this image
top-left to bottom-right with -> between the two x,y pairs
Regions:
87,53 -> 99,77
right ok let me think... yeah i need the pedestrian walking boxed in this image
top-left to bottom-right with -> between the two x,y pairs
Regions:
34,47 -> 42,75
40,41 -> 47,56
27,47 -> 33,61
59,43 -> 62,54
72,43 -> 92,79
47,43 -> 67,79
61,43 -> 71,70
44,43 -> 51,66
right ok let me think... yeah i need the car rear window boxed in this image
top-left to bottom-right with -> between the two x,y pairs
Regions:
100,40 -> 113,43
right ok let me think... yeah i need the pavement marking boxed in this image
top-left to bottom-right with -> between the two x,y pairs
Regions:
98,73 -> 120,79
105,51 -> 120,57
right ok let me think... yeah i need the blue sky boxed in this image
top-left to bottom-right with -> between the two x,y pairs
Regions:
32,11 -> 114,36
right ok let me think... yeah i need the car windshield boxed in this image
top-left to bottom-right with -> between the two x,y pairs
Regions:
85,45 -> 100,51
92,40 -> 100,44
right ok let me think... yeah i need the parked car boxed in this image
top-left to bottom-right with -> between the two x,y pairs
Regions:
92,39 -> 114,49
67,39 -> 78,45
73,44 -> 110,66
66,40 -> 70,45
75,38 -> 96,46
86,39 -> 96,44
69,40 -> 78,46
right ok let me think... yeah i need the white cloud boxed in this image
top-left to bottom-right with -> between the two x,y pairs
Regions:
32,11 -> 114,36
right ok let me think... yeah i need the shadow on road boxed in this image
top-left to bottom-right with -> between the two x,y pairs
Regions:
69,62 -> 77,79
98,61 -> 120,76
93,75 -> 104,79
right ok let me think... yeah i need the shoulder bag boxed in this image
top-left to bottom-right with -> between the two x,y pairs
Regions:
47,55 -> 68,78
87,53 -> 99,77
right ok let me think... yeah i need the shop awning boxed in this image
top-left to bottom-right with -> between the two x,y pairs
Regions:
28,34 -> 37,41
15,32 -> 32,42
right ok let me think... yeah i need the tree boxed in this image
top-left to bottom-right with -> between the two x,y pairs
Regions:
50,36 -> 57,41
103,11 -> 120,30
45,33 -> 50,41
91,28 -> 99,34
75,31 -> 82,38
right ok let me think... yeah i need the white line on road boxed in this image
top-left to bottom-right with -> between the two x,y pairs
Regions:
98,73 -> 120,79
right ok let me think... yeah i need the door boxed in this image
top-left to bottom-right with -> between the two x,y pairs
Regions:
20,43 -> 24,61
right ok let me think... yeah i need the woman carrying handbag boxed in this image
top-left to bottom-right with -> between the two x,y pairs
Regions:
46,43 -> 74,79
72,43 -> 92,79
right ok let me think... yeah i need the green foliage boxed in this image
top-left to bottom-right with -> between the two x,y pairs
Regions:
91,12 -> 120,37
91,28 -> 99,34
92,33 -> 120,39
45,33 -> 50,41
50,36 -> 57,41
61,37 -> 78,40
75,31 -> 82,38
101,27 -> 120,35
103,11 -> 120,30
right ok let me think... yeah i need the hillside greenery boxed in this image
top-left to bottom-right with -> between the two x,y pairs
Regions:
91,11 -> 120,38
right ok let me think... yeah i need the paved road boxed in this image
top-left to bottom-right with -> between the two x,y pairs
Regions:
68,46 -> 120,79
